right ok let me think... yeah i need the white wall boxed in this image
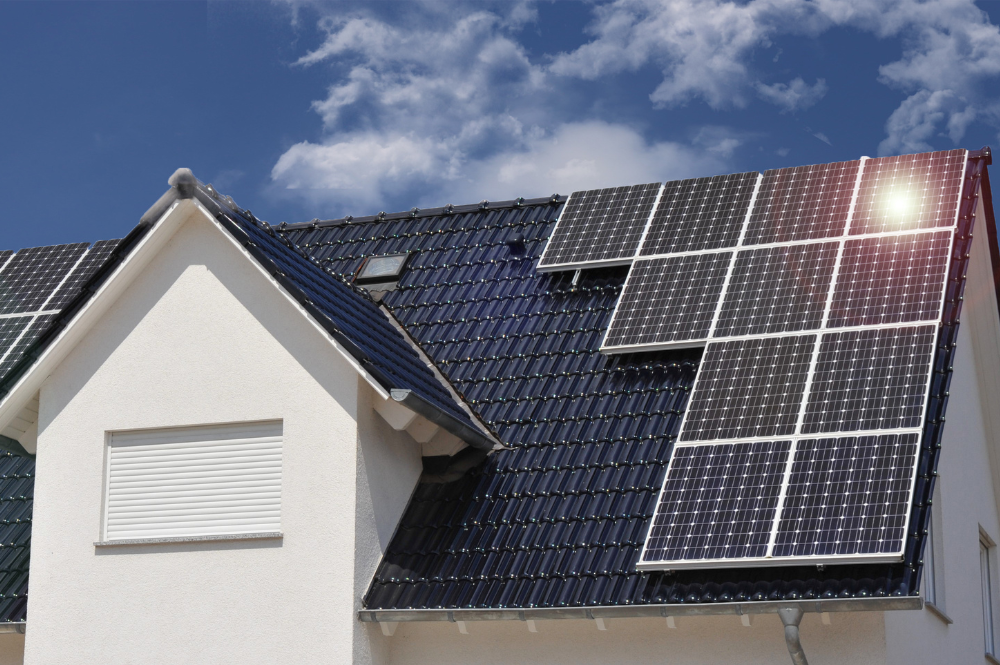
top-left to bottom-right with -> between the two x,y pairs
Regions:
21,207 -> 421,664
0,635 -> 23,665
379,612 -> 886,665
354,381 -> 424,665
884,202 -> 1000,662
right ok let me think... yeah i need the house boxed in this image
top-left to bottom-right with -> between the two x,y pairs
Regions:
0,147 -> 992,664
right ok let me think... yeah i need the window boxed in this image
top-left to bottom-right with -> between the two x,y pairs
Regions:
354,253 -> 410,285
983,534 -> 996,657
103,421 -> 282,543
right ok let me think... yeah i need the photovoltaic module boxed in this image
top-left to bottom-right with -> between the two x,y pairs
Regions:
536,183 -> 661,271
0,240 -> 120,382
536,149 -> 971,570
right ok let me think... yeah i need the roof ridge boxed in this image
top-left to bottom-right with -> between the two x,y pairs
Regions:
277,194 -> 567,232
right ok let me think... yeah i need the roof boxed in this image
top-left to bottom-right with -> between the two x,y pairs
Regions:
271,150 -> 991,612
0,148 -> 990,623
184,183 -> 493,448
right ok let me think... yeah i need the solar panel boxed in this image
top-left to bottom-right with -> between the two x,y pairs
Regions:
850,149 -> 966,236
801,325 -> 936,434
602,253 -> 731,350
679,334 -> 815,441
0,239 -> 118,381
639,172 -> 758,256
0,318 -> 32,375
641,440 -> 790,563
744,160 -> 859,245
47,239 -> 119,310
0,243 -> 89,315
0,314 -> 54,378
604,149 -> 971,570
827,231 -> 951,328
772,433 -> 918,558
537,183 -> 661,270
713,242 -> 838,338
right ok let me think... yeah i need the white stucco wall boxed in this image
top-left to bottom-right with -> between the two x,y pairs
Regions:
354,381 -> 424,665
883,199 -> 1000,662
21,206 -> 421,664
378,612 -> 885,665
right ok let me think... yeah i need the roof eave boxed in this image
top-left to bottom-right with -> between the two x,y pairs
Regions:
358,595 -> 922,625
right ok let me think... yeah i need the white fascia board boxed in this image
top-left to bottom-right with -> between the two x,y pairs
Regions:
0,198 -> 189,435
187,199 -> 390,399
0,197 -> 390,440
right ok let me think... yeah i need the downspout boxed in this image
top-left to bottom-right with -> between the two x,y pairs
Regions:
778,607 -> 808,665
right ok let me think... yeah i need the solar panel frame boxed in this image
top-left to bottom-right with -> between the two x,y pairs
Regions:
601,252 -> 733,352
849,149 -> 967,237
0,240 -> 110,382
743,160 -> 860,245
638,440 -> 791,567
713,242 -> 839,338
801,325 -> 938,435
827,228 -> 954,329
634,149 -> 969,571
0,243 -> 89,315
46,239 -> 120,310
770,433 -> 919,560
639,172 -> 760,256
677,334 -> 816,442
537,183 -> 663,271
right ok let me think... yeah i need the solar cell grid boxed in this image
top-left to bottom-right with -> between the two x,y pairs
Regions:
828,231 -> 951,328
850,149 -> 966,236
0,315 -> 53,379
0,318 -> 32,377
538,183 -> 660,269
639,172 -> 758,256
744,160 -> 859,245
0,244 -> 89,315
642,440 -> 790,563
680,334 -> 815,441
772,433 -> 918,557
47,239 -> 120,310
802,325 -> 936,434
713,242 -> 838,338
603,253 -> 731,350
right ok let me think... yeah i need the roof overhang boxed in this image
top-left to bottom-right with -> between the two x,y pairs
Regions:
359,595 -> 922,626
0,194 -> 401,448
0,184 -> 496,454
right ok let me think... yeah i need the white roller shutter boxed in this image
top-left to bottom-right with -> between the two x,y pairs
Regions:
105,421 -> 282,541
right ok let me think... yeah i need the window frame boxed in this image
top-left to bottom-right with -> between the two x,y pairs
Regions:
98,420 -> 284,546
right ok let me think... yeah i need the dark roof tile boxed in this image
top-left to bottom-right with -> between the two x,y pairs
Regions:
275,156 -> 990,610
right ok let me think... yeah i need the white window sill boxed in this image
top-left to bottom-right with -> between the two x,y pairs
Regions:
925,601 -> 953,625
94,532 -> 283,547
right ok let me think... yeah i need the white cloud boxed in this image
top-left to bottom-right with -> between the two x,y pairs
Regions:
272,122 -> 723,212
548,0 -> 1000,151
438,122 -> 723,204
755,78 -> 828,112
270,0 -> 1000,216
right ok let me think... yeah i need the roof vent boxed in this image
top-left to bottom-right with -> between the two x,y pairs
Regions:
506,232 -> 526,255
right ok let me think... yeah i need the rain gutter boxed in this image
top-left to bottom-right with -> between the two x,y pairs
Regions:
359,595 -> 920,624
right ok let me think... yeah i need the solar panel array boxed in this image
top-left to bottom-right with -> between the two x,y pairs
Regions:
587,149 -> 970,571
0,239 -> 119,382
536,183 -> 660,271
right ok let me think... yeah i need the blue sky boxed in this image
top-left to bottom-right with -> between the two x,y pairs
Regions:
2,0 -> 999,249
